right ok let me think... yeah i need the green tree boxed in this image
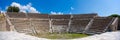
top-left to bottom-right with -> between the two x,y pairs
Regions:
109,14 -> 120,18
7,6 -> 20,12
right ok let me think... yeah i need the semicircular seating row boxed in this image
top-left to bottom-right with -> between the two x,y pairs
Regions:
5,12 -> 115,34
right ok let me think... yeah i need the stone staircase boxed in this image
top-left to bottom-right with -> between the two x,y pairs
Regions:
6,12 -> 26,18
72,14 -> 97,20
10,19 -> 32,33
85,17 -> 114,34
27,13 -> 49,19
31,20 -> 49,33
49,15 -> 71,19
118,19 -> 120,30
69,19 -> 90,33
49,15 -> 70,33
51,20 -> 69,33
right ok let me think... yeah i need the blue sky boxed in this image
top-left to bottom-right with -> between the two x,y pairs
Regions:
0,0 -> 120,16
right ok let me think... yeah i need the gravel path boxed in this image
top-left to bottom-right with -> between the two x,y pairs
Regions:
0,31 -> 120,40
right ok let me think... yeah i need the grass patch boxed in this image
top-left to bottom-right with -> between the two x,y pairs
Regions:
0,14 -> 5,21
31,33 -> 89,39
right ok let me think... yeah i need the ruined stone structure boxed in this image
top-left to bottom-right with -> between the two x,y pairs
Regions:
0,12 -> 119,34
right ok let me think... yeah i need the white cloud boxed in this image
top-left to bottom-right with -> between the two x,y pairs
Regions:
29,7 -> 39,13
51,11 -> 63,15
0,7 -> 5,13
7,2 -> 40,13
1,11 -> 6,13
71,7 -> 74,10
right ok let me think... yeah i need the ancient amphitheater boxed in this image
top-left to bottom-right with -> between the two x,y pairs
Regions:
0,12 -> 119,34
